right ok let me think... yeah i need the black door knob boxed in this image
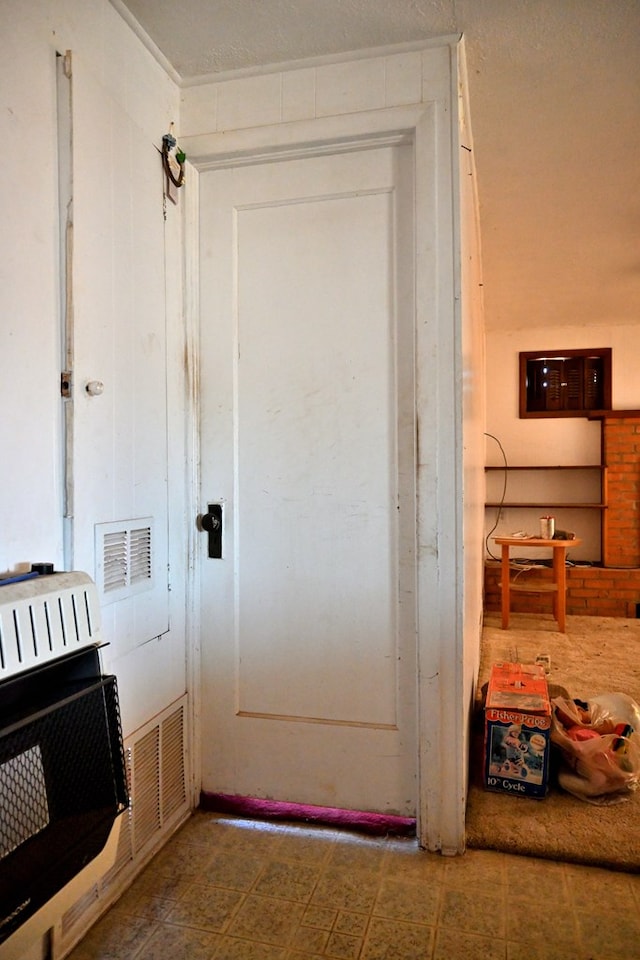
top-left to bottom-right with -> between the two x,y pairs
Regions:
200,504 -> 223,558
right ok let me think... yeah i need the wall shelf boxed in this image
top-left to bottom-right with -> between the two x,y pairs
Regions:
485,502 -> 606,509
485,464 -> 606,508
484,464 -> 607,561
485,465 -> 605,469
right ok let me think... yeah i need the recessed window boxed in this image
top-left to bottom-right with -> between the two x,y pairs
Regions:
519,348 -> 612,418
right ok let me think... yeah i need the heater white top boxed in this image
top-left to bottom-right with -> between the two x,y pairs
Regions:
0,572 -> 102,681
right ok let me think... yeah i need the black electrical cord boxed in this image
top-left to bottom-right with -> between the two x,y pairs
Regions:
484,432 -> 508,560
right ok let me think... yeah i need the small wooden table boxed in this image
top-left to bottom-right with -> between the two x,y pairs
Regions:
494,537 -> 582,632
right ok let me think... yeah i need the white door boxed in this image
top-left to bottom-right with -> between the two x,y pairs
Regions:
199,143 -> 417,815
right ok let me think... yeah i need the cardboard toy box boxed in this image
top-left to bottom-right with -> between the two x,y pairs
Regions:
484,661 -> 552,799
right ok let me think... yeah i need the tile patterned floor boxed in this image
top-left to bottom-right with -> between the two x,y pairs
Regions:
68,812 -> 640,959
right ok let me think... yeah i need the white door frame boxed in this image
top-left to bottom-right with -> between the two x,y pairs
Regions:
182,100 -> 465,853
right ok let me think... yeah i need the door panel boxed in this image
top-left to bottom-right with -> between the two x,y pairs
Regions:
199,145 -> 416,814
69,58 -> 170,659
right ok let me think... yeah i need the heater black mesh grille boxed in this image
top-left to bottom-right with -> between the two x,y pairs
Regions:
0,652 -> 128,944
0,744 -> 49,858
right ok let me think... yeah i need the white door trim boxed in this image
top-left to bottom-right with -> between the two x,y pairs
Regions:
182,100 -> 464,852
182,160 -> 203,810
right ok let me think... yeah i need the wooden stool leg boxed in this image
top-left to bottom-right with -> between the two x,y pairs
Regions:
501,543 -> 511,629
553,545 -> 567,632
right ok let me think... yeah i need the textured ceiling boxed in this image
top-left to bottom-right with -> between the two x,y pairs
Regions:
115,0 -> 458,79
113,0 -> 640,331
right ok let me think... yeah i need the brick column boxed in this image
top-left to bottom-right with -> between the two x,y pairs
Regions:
603,414 -> 640,568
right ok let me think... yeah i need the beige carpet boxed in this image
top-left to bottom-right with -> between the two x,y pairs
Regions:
466,611 -> 640,872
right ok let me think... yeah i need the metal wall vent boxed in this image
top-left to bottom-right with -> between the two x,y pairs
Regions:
130,701 -> 187,855
60,884 -> 100,942
95,519 -> 154,603
161,705 -> 187,822
57,696 -> 189,958
132,727 -> 162,854
129,526 -> 152,584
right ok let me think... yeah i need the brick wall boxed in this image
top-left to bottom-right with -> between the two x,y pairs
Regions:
602,415 -> 640,567
484,562 -> 640,619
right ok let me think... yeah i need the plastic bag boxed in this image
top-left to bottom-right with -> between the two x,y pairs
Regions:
550,693 -> 640,804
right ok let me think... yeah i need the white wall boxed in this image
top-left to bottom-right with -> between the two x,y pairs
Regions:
0,0 -> 187,736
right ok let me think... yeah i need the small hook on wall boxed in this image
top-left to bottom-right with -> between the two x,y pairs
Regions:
162,122 -> 185,192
